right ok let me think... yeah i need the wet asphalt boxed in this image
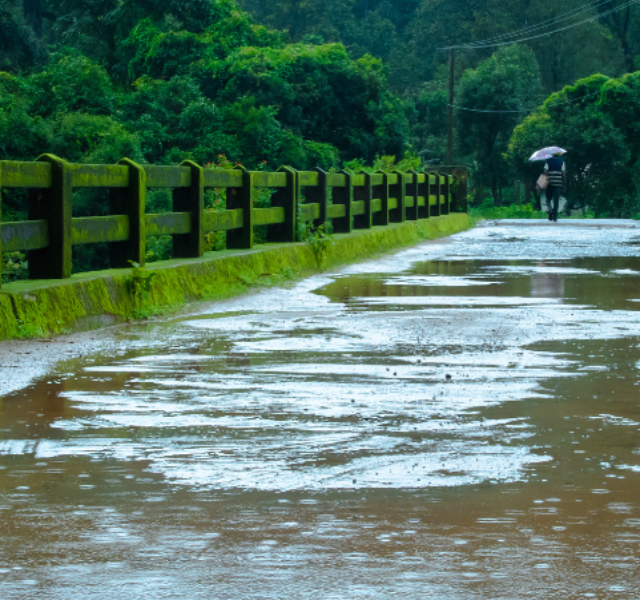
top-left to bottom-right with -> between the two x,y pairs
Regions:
1,219 -> 640,598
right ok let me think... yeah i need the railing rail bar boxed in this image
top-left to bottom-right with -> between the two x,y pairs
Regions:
0,158 -> 467,286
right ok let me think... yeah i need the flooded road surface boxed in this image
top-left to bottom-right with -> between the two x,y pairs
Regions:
2,220 -> 640,598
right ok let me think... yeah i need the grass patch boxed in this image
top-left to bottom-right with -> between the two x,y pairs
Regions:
469,200 -> 546,220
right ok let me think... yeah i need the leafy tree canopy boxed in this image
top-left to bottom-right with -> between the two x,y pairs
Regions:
508,73 -> 640,217
0,0 -> 409,170
1,0 -> 640,222
457,45 -> 541,204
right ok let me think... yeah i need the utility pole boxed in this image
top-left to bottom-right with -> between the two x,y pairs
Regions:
447,49 -> 455,166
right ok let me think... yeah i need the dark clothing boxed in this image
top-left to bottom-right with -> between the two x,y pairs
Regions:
543,155 -> 565,221
546,185 -> 562,221
546,156 -> 564,172
546,157 -> 565,188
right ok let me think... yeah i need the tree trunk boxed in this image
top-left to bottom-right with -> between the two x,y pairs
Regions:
621,36 -> 635,73
491,178 -> 500,206
23,0 -> 42,37
604,6 -> 635,73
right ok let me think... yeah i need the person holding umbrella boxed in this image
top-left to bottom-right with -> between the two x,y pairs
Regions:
530,147 -> 567,222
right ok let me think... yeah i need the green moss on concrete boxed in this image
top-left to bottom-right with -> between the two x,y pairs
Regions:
324,213 -> 470,268
147,241 -> 319,308
0,213 -> 471,340
1,160 -> 52,188
2,220 -> 50,252
0,294 -> 18,339
8,273 -> 134,337
71,215 -> 130,245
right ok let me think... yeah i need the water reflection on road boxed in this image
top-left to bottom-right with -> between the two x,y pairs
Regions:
2,221 -> 640,598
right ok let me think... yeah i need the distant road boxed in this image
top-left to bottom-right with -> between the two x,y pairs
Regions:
489,218 -> 640,228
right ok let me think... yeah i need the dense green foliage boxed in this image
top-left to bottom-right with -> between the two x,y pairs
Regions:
237,0 -> 640,215
0,0 -> 414,275
238,0 -> 639,87
0,0 -> 411,174
457,46 -> 541,205
509,72 -> 640,217
1,0 -> 640,270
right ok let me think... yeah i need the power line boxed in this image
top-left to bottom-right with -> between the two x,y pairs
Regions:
467,1 -> 603,46
449,88 -> 604,114
439,0 -> 640,50
443,0 -> 639,49
449,105 -> 532,113
462,0 -> 612,48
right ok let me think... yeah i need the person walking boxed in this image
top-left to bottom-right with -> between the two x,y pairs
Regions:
544,152 -> 567,222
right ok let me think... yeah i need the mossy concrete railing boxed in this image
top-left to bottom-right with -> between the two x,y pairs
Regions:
0,213 -> 472,341
0,155 -> 468,286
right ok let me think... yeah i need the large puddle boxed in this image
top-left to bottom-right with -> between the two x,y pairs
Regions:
1,222 -> 640,598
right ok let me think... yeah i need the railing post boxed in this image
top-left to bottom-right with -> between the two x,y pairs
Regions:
406,171 -> 419,221
109,158 -> 146,268
332,170 -> 352,234
429,173 -> 440,217
268,166 -> 297,243
450,174 -> 457,212
441,175 -> 450,215
353,172 -> 372,230
417,171 -> 430,220
227,166 -> 253,249
372,172 -> 389,226
29,154 -> 72,279
389,171 -> 406,223
308,167 -> 328,230
173,160 -> 204,258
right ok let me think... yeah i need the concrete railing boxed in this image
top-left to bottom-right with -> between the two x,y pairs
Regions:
0,154 -> 468,285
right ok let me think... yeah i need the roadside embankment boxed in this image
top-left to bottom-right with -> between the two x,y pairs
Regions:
0,213 -> 471,340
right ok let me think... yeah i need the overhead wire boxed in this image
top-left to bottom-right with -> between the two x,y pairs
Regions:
444,0 -> 640,49
439,0 -> 640,49
448,88 -> 604,114
460,0 -> 613,48
435,3 -> 631,115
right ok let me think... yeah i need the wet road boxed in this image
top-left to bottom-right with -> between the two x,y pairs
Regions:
1,220 -> 640,598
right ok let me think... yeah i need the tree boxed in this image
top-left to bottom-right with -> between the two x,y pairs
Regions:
507,111 -> 553,208
509,74 -> 640,217
23,0 -> 43,36
27,52 -> 116,117
238,0 -> 356,42
457,45 -> 541,204
0,0 -> 46,71
597,0 -> 638,73
600,71 -> 640,163
202,43 -> 408,161
48,0 -> 119,65
0,73 -> 51,160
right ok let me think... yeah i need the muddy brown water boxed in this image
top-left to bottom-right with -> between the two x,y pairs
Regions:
1,221 -> 640,598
